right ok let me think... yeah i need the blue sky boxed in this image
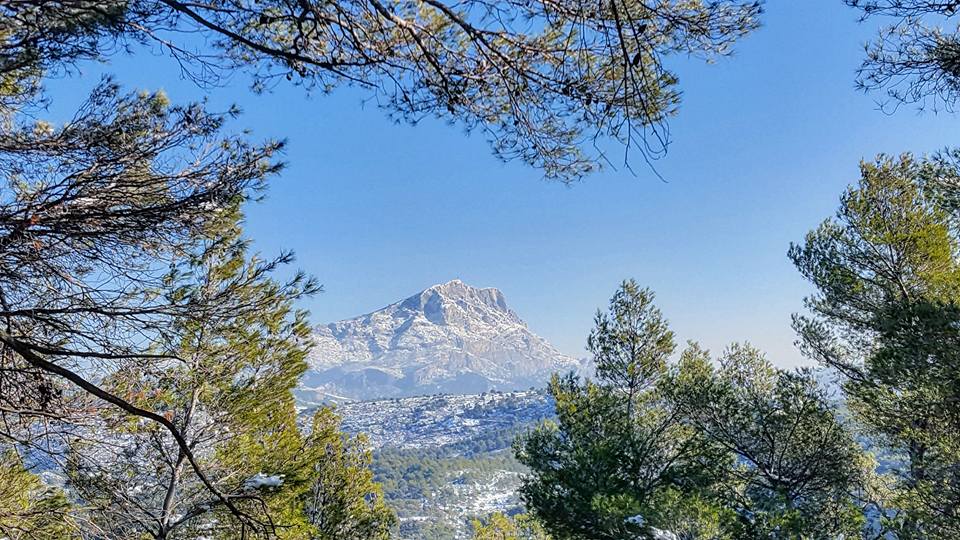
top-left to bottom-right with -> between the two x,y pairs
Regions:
45,1 -> 959,366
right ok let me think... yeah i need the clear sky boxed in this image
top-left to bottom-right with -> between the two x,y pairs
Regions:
43,1 -> 960,366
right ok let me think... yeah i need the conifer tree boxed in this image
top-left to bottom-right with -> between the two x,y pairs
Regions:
302,407 -> 396,540
791,153 -> 960,537
515,281 -> 727,540
0,450 -> 77,539
668,343 -> 871,539
65,204 -> 322,538
0,0 -> 765,534
0,0 -> 763,181
471,512 -> 550,540
0,1 -> 762,528
846,0 -> 960,111
0,80 -> 286,532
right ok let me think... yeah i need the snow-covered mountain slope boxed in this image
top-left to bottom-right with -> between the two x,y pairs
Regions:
299,280 -> 584,402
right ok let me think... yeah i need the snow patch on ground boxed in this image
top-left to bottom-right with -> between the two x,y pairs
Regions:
244,473 -> 284,489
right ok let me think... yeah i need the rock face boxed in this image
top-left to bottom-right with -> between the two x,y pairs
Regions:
299,280 -> 581,403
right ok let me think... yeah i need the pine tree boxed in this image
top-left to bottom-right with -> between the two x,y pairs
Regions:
65,204 -> 322,538
515,281 -> 727,540
668,343 -> 871,538
0,450 -> 76,539
0,0 -> 763,181
790,153 -> 960,537
587,280 -> 675,422
471,512 -> 550,540
302,407 -> 396,540
0,0 -> 763,532
846,0 -> 960,111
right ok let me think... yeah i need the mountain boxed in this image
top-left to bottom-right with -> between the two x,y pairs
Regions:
299,280 -> 583,403
333,390 -> 555,539
295,281 -> 580,536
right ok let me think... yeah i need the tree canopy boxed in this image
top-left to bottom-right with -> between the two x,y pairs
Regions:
848,0 -> 960,111
1,0 -> 762,180
0,3 -> 767,530
791,152 -> 960,538
517,281 -> 873,540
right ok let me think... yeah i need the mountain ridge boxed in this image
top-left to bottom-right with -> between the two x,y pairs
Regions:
298,280 -> 583,403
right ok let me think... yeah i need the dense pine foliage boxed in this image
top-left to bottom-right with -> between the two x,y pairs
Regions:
512,158 -> 960,538
515,283 -> 871,539
791,153 -> 960,538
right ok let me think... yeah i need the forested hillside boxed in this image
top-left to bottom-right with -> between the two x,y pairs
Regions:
334,392 -> 551,538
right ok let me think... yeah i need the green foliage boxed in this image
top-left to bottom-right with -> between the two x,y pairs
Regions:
669,343 -> 870,539
302,408 -> 397,540
516,281 -> 726,539
0,1 -> 762,181
372,426 -> 530,539
790,152 -> 960,538
472,512 -> 550,540
588,280 -> 674,411
0,451 -> 76,539
846,0 -> 960,111
64,206 -> 383,539
376,442 -> 521,503
518,281 -> 875,539
0,0 -> 761,534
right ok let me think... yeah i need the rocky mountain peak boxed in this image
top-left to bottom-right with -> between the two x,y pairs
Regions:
398,279 -> 517,326
298,280 -> 584,403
